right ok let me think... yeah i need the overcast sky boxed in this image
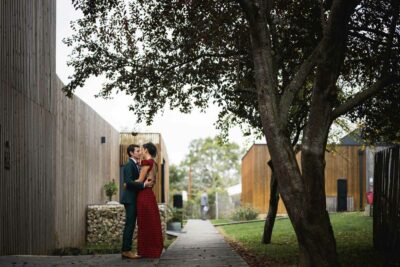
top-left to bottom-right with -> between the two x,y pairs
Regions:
56,1 -> 263,164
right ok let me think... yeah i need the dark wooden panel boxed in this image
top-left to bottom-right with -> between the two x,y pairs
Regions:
373,146 -> 400,253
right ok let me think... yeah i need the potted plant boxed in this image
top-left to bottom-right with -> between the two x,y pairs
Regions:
166,206 -> 183,231
104,179 -> 118,202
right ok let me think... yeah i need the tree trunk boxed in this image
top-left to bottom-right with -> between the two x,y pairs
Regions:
242,6 -> 339,266
238,0 -> 360,265
262,160 -> 279,244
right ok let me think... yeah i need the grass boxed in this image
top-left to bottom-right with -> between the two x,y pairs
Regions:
210,219 -> 231,225
217,212 -> 399,267
52,236 -> 176,256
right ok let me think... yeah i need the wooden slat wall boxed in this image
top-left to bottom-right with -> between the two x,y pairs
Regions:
119,133 -> 161,165
241,145 -> 286,214
53,77 -> 120,249
0,0 -> 57,255
324,145 -> 366,210
241,144 -> 366,214
0,0 -> 120,254
119,133 -> 169,203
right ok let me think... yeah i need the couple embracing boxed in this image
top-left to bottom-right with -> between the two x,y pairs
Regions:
120,142 -> 163,259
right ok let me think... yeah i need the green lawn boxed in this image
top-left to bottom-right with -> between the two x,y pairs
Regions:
217,212 -> 398,267
210,219 -> 231,225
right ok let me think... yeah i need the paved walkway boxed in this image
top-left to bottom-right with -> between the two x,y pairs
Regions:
0,254 -> 158,267
158,219 -> 248,267
0,220 -> 248,267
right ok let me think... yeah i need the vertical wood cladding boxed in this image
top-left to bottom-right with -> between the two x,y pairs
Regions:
1,0 -> 119,255
241,145 -> 366,214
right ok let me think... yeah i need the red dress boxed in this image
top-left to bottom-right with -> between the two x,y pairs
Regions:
137,159 -> 163,258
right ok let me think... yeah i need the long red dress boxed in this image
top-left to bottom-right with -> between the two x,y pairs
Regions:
137,159 -> 163,258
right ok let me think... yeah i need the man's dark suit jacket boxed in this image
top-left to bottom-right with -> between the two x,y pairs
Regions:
120,158 -> 144,204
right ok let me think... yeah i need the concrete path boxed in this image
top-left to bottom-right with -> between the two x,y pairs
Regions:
158,219 -> 249,267
0,254 -> 158,267
0,220 -> 248,267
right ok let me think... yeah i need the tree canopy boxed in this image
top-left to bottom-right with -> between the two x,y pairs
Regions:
65,0 -> 399,144
169,164 -> 187,193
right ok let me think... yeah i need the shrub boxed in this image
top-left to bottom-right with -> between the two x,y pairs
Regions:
230,205 -> 259,221
183,199 -> 200,219
103,180 -> 118,201
166,206 -> 183,223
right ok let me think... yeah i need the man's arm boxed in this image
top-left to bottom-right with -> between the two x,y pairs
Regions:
125,163 -> 154,190
124,163 -> 145,190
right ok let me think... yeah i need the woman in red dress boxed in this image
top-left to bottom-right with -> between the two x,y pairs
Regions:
135,142 -> 164,258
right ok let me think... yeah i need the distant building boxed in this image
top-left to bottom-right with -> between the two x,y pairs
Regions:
227,183 -> 242,207
241,143 -> 369,215
339,131 -> 390,200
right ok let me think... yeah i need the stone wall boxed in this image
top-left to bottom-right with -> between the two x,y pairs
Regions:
87,204 -> 167,245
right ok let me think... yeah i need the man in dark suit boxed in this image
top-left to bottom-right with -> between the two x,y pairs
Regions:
121,144 -> 153,259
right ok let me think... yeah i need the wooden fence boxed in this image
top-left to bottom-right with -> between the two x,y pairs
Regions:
0,0 -> 57,255
54,77 -> 120,249
0,0 -> 120,255
241,144 -> 366,214
373,145 -> 400,253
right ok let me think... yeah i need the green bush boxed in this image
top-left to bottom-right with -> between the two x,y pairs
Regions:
230,205 -> 259,221
166,206 -> 183,223
103,180 -> 118,201
183,199 -> 200,219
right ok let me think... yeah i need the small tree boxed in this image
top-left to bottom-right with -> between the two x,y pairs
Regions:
104,179 -> 118,202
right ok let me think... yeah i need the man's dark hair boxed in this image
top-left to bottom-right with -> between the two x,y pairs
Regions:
143,142 -> 157,158
127,144 -> 140,157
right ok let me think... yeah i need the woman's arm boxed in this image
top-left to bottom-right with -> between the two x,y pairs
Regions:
136,165 -> 150,183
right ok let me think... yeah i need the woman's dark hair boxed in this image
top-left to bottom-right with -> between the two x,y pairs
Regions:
127,144 -> 140,157
143,142 -> 157,158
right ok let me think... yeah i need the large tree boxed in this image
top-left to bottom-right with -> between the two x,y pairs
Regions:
182,137 -> 242,195
65,0 -> 400,265
169,164 -> 186,193
168,137 -> 242,197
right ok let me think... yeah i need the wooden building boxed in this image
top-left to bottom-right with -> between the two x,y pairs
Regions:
119,133 -> 170,204
241,144 -> 367,214
0,0 -> 119,255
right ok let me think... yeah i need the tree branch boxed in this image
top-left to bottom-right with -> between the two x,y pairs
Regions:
350,26 -> 390,38
278,46 -> 320,124
333,2 -> 399,120
348,31 -> 384,44
331,75 -> 398,119
236,0 -> 255,19
291,122 -> 305,147
320,0 -> 327,32
163,52 -> 246,73
236,87 -> 257,94
280,1 -> 361,127
382,0 -> 399,74
265,0 -> 280,63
